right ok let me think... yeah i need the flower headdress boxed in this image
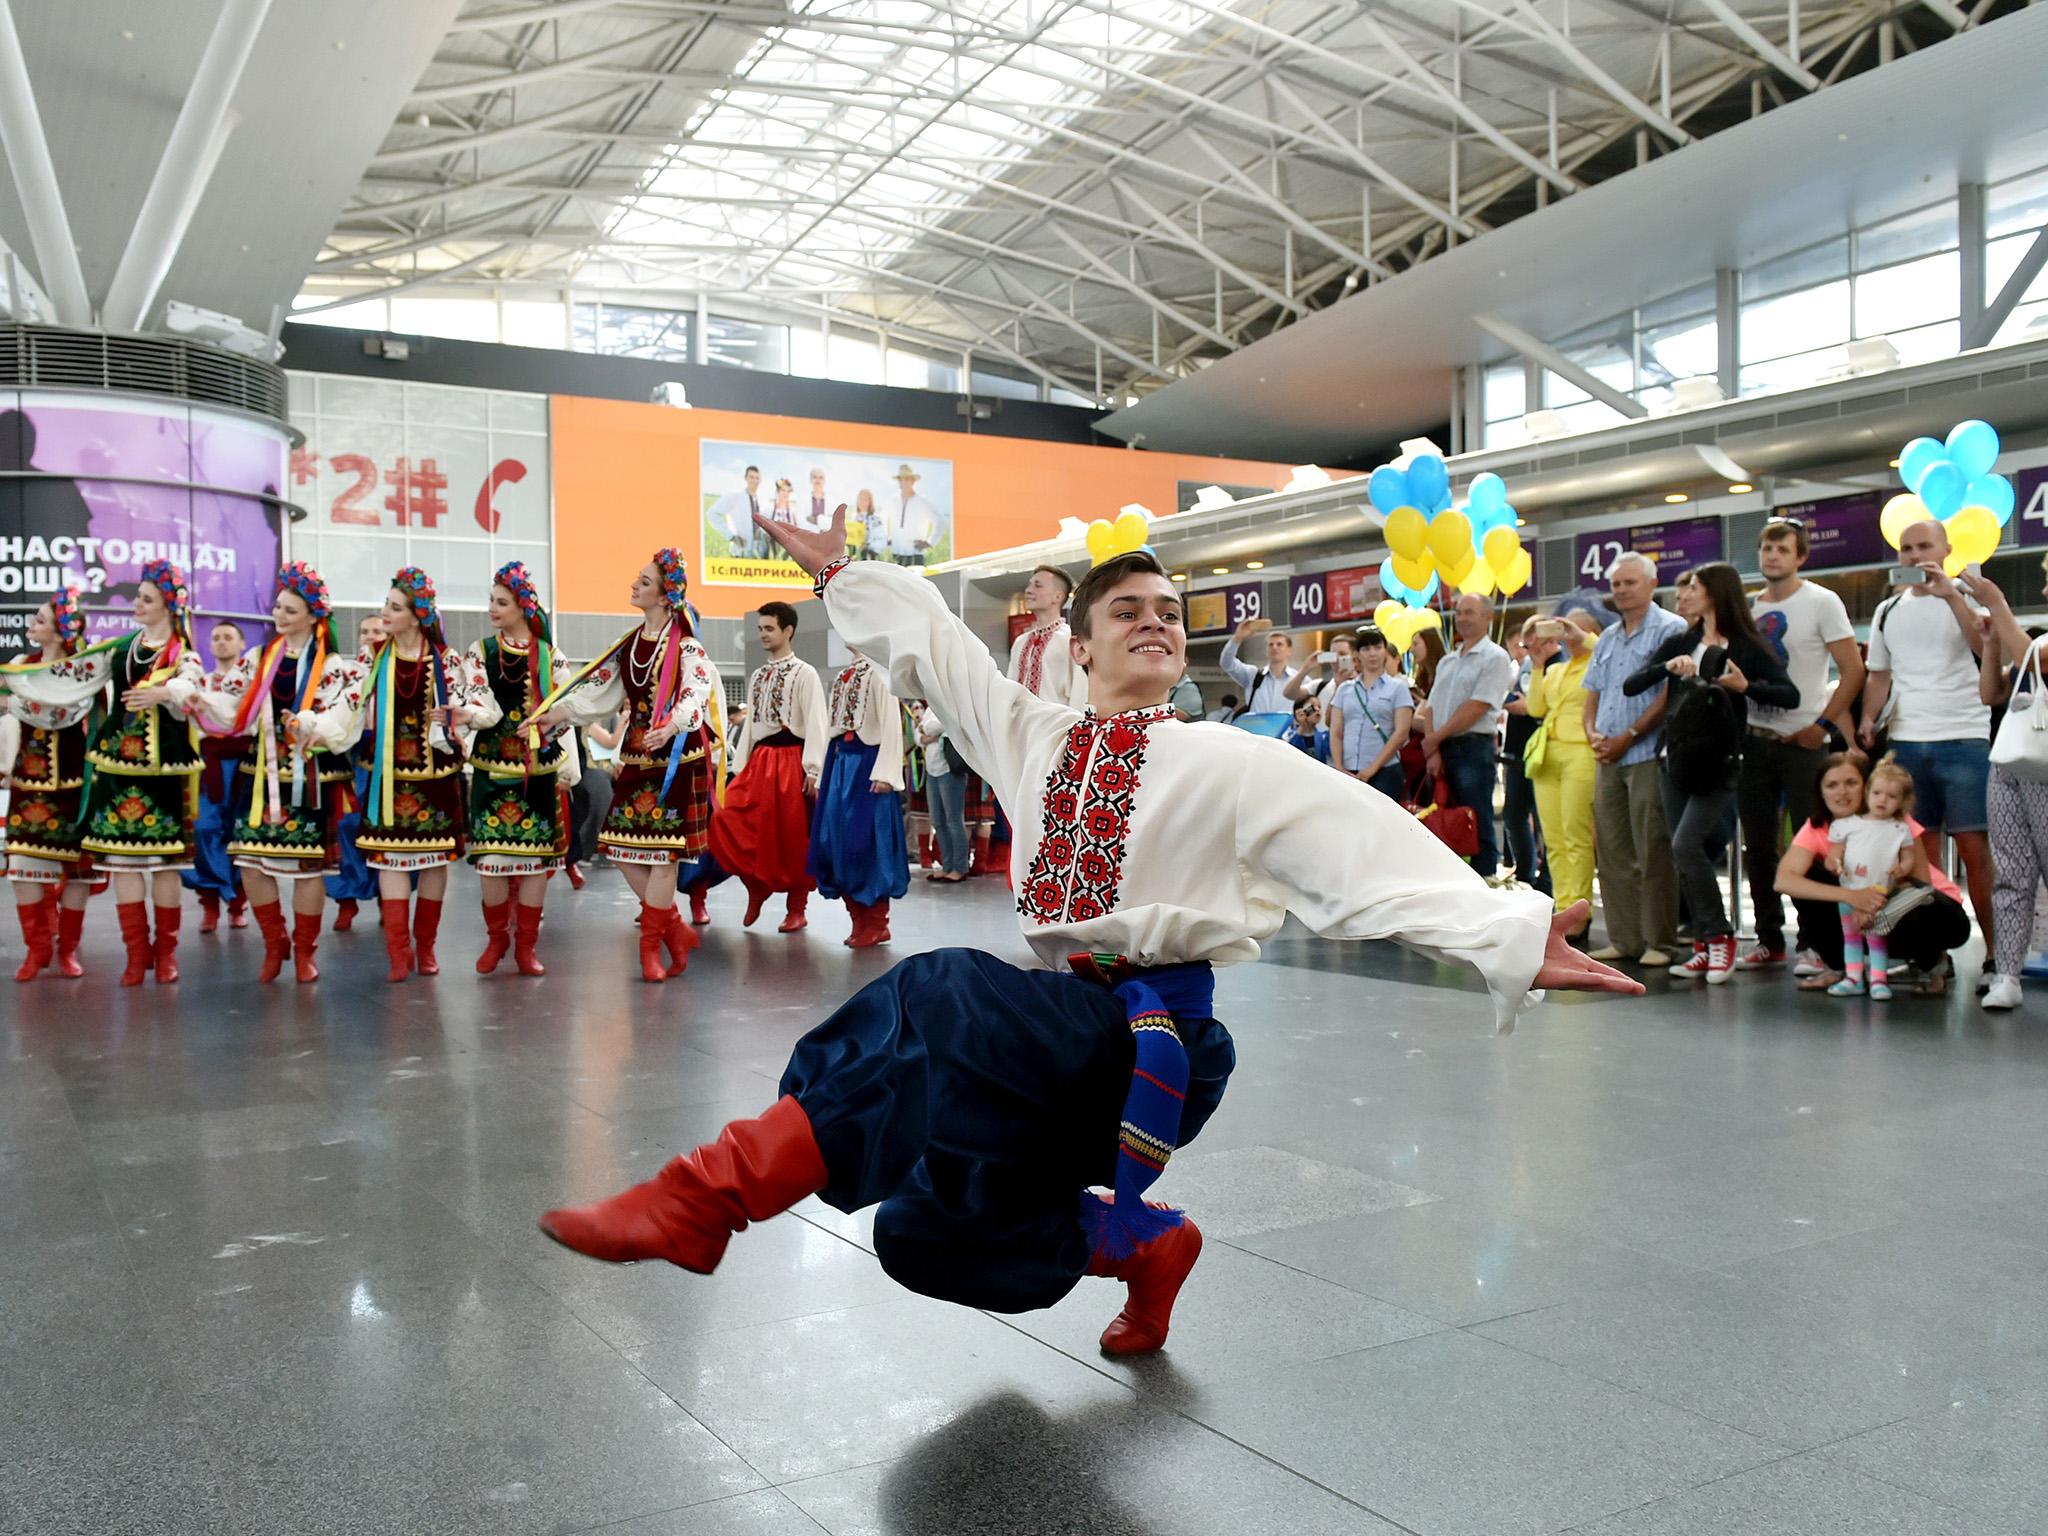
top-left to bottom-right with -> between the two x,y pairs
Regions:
47,584 -> 86,652
652,547 -> 698,635
391,565 -> 445,648
493,560 -> 552,644
138,558 -> 191,633
276,561 -> 332,619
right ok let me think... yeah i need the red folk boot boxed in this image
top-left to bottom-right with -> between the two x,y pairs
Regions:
198,892 -> 222,935
476,900 -> 512,974
152,903 -> 181,984
865,897 -> 891,947
54,901 -> 85,978
662,906 -> 699,978
292,911 -> 322,984
13,899 -> 53,981
777,890 -> 808,933
513,903 -> 546,977
331,897 -> 358,932
116,901 -> 152,987
228,893 -> 248,929
1086,1204 -> 1204,1357
637,901 -> 670,983
412,896 -> 443,976
253,901 -> 289,982
538,1096 -> 828,1273
741,880 -> 768,928
379,897 -> 413,982
688,888 -> 711,926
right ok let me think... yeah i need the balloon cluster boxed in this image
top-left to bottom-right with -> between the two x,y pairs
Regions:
1879,419 -> 2012,575
1368,456 -> 1533,607
1084,506 -> 1151,566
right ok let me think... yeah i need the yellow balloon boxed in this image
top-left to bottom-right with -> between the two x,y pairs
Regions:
1372,600 -> 1405,636
1462,558 -> 1498,597
1880,493 -> 1927,551
1440,546 -> 1476,585
1498,549 -> 1534,596
1392,552 -> 1435,592
1428,510 -> 1473,566
1384,506 -> 1428,562
1943,551 -> 1969,578
1482,524 -> 1522,570
1084,520 -> 1115,563
1948,504 -> 2001,564
1111,508 -> 1150,551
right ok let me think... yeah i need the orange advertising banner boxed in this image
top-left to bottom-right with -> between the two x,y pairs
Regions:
550,395 -> 1305,619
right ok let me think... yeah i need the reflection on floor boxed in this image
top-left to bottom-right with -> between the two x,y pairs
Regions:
6,871 -> 2045,1535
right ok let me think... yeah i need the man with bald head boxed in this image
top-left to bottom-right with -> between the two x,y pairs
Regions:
1858,518 -> 1995,951
1421,590 -> 1514,876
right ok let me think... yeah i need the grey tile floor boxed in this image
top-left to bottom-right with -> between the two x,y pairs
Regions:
5,872 -> 2046,1535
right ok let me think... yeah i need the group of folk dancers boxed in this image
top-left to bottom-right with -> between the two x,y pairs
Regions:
0,546 -> 972,988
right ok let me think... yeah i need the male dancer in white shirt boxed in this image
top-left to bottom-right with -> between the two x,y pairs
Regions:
809,647 -> 908,947
1007,564 -> 1089,710
708,601 -> 828,931
540,510 -> 1637,1359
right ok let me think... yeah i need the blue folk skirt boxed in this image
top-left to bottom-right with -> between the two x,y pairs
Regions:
779,947 -> 1236,1313
807,735 -> 909,906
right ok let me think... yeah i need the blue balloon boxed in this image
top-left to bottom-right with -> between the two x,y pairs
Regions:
1407,454 -> 1449,511
1919,461 -> 1966,520
1368,466 -> 1410,515
1404,572 -> 1440,609
1468,471 -> 1507,511
1946,419 -> 2000,482
1967,472 -> 2016,526
1898,436 -> 1945,493
1435,486 -> 1454,513
1378,556 -> 1407,599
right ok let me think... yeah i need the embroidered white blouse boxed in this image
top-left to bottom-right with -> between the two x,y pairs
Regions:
822,560 -> 1553,1032
291,642 -> 482,757
5,659 -> 102,730
825,654 -> 905,791
731,654 -> 828,781
1008,620 -> 1090,711
550,624 -> 718,762
5,642 -> 203,726
191,649 -> 367,745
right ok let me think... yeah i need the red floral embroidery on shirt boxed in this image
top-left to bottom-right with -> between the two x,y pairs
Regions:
1016,626 -> 1057,697
1016,705 -> 1174,926
751,658 -> 798,730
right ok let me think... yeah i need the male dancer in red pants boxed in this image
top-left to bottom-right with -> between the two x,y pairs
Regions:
541,510 -> 1638,1356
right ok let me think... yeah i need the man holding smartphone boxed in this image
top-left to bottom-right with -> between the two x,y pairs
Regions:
1738,517 -> 1864,971
1858,519 -> 1994,967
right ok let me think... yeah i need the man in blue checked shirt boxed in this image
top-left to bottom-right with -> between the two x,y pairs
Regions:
1580,551 -> 1686,966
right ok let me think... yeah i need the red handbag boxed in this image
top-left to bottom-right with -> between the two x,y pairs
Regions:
1412,773 -> 1480,860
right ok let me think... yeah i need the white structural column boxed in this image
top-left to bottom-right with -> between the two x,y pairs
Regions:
0,0 -> 91,324
102,0 -> 274,332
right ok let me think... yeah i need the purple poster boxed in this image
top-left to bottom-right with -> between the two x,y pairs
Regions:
2011,464 -> 2048,549
1572,515 -> 1721,588
1772,492 -> 1889,571
0,393 -> 286,653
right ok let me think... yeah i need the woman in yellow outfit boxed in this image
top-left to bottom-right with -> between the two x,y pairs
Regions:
1523,613 -> 1601,941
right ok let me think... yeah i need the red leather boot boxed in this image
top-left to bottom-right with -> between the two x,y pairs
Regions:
253,901 -> 289,982
1086,1204 -> 1204,1357
228,893 -> 248,929
379,897 -> 412,982
741,880 -> 768,927
841,899 -> 871,948
866,897 -> 891,946
778,890 -> 808,933
116,901 -> 152,987
292,911 -> 322,983
689,888 -> 711,926
662,906 -> 699,977
564,862 -> 584,890
476,901 -> 512,974
152,903 -> 181,984
332,897 -> 358,932
538,1096 -> 828,1272
13,899 -> 52,981
54,901 -> 85,978
513,902 -> 546,976
198,892 -> 222,934
637,901 -> 669,983
412,896 -> 442,976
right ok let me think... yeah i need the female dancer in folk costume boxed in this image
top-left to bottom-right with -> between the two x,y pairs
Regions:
540,511 -> 1639,1358
300,567 -> 481,982
532,548 -> 723,983
465,561 -> 576,977
190,564 -> 364,984
809,647 -> 908,948
4,586 -> 98,980
2,561 -> 205,984
183,618 -> 250,934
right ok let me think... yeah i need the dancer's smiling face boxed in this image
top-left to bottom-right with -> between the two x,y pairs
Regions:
1070,568 -> 1184,705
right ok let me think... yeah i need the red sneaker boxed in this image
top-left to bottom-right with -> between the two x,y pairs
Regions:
1668,942 -> 1711,979
1705,934 -> 1738,985
1736,944 -> 1785,971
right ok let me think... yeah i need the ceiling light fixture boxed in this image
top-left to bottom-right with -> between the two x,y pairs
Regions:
1212,567 -> 1230,575
1664,492 -> 1689,504
1170,572 -> 1187,583
1246,560 -> 1265,570
1727,483 -> 1753,494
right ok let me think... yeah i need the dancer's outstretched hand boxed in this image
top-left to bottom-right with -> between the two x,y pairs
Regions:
755,506 -> 847,577
1533,902 -> 1644,995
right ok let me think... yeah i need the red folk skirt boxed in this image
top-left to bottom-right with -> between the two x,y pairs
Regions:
707,734 -> 813,895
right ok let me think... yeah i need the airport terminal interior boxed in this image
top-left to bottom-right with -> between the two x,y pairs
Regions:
4,2 -> 2048,1533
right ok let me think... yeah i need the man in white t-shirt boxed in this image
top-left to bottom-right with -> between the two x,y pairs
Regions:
1737,516 -> 1866,970
1858,518 -> 1994,949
